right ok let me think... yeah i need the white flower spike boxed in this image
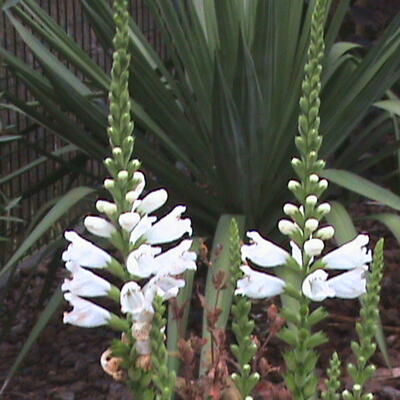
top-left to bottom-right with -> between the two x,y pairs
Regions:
62,231 -> 111,269
62,262 -> 111,297
63,293 -> 111,327
235,266 -> 286,299
241,231 -> 289,267
323,234 -> 372,270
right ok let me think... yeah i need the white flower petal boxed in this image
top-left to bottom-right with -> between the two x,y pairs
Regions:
126,172 -> 146,203
323,234 -> 372,270
63,293 -> 111,327
62,231 -> 111,268
290,241 -> 302,266
62,262 -> 111,297
302,270 -> 335,302
135,189 -> 168,215
119,212 -> 140,232
130,215 -> 157,246
120,282 -> 154,322
145,206 -> 192,244
154,239 -> 197,276
235,266 -> 285,299
84,216 -> 116,238
241,231 -> 289,267
327,266 -> 367,299
135,339 -> 151,355
145,275 -> 185,300
126,244 -> 161,277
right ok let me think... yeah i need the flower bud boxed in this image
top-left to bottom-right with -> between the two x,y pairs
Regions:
278,219 -> 298,235
288,180 -> 300,191
305,218 -> 318,232
119,212 -> 140,232
126,191 -> 139,203
96,200 -> 116,214
309,174 -> 319,183
306,195 -> 317,206
316,226 -> 334,240
317,202 -> 331,214
118,170 -> 129,180
112,147 -> 122,156
304,238 -> 324,256
104,179 -> 115,189
104,157 -> 113,167
291,157 -> 301,167
319,179 -> 328,190
283,203 -> 298,216
130,159 -> 141,169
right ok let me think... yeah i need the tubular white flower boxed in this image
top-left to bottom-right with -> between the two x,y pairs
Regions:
120,281 -> 154,322
144,206 -> 192,244
302,270 -> 335,301
130,215 -> 157,246
241,231 -> 289,267
63,293 -> 111,327
235,266 -> 285,299
118,212 -> 140,232
84,216 -> 116,238
126,244 -> 161,278
154,239 -> 197,276
62,231 -> 111,268
145,275 -> 185,300
304,238 -> 324,256
135,189 -> 168,215
327,266 -> 367,299
125,171 -> 146,203
278,219 -> 298,235
62,262 -> 111,297
322,234 -> 372,270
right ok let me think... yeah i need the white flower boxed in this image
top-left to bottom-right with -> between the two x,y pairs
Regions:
302,266 -> 367,301
130,215 -> 157,246
146,275 -> 185,300
63,293 -> 111,327
120,281 -> 154,322
119,212 -> 140,232
327,266 -> 367,299
84,216 -> 116,238
302,270 -> 334,301
125,172 -> 146,203
144,206 -> 192,244
241,231 -> 289,267
154,239 -> 197,276
304,238 -> 324,256
322,234 -> 372,270
126,244 -> 161,278
62,231 -> 111,268
62,262 -> 111,297
235,266 -> 285,299
134,189 -> 168,215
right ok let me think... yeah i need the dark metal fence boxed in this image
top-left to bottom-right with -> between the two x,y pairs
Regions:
0,0 -> 161,259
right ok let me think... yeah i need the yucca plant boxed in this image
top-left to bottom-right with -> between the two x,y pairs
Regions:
1,0 -> 400,382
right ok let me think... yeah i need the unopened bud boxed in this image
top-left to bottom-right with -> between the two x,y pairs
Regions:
288,180 -> 300,191
304,238 -> 324,256
104,157 -> 113,167
319,179 -> 328,190
291,157 -> 301,167
96,200 -> 117,216
316,226 -> 334,240
278,219 -> 298,235
306,195 -> 318,205
309,174 -> 319,183
317,202 -> 331,214
112,147 -> 122,156
118,170 -> 129,180
104,179 -> 115,189
126,191 -> 139,203
305,218 -> 318,232
283,203 -> 298,216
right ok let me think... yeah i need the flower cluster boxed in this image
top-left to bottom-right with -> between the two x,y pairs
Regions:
236,230 -> 371,302
62,173 -> 196,357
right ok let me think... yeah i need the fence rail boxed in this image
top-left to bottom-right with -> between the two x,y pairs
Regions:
0,0 -> 161,260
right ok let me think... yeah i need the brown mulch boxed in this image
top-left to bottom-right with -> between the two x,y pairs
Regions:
1,201 -> 400,400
